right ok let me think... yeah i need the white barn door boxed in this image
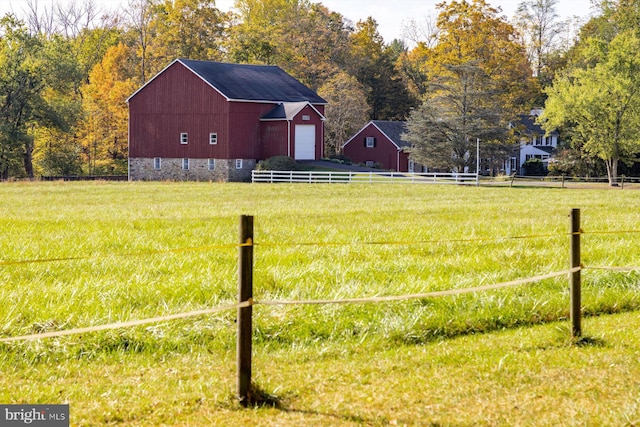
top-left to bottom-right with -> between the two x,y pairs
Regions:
294,124 -> 316,160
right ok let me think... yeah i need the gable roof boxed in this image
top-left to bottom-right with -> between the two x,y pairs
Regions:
516,114 -> 559,136
260,102 -> 325,121
127,59 -> 327,104
343,120 -> 410,150
372,120 -> 410,149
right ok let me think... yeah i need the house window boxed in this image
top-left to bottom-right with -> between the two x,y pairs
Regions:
408,159 -> 415,173
180,133 -> 188,144
208,159 -> 215,171
302,115 -> 311,121
235,159 -> 243,169
510,157 -> 517,171
153,157 -> 161,170
209,133 -> 218,145
365,137 -> 375,148
182,158 -> 189,170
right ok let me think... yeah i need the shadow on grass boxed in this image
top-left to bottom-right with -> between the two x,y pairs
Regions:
236,382 -> 284,409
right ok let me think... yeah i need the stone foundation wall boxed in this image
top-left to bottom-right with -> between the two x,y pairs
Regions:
129,158 -> 256,182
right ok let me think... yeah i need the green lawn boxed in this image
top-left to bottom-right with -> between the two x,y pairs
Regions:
0,181 -> 639,425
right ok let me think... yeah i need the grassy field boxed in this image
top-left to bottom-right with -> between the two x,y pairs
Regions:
0,181 -> 639,425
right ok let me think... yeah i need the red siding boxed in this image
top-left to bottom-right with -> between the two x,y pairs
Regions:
260,121 -> 289,159
129,61 -> 325,161
129,62 -> 232,158
343,124 -> 403,171
227,102 -> 275,158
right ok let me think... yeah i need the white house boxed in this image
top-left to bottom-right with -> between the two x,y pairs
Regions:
501,109 -> 559,175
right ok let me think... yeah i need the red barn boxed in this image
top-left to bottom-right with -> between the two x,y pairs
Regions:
127,59 -> 327,181
342,121 -> 422,172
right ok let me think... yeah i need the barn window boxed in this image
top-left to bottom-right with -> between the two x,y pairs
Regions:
302,115 -> 311,121
208,159 -> 215,170
153,157 -> 161,170
235,159 -> 243,169
365,137 -> 375,148
182,158 -> 190,170
209,133 -> 217,145
365,160 -> 374,167
180,133 -> 188,144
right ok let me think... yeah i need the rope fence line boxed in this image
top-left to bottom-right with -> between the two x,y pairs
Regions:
255,232 -> 569,249
0,242 -> 250,266
0,231 -> 601,267
0,301 -> 252,343
585,265 -> 640,272
0,267 -> 582,343
257,268 -> 581,306
2,227 -> 639,267
581,229 -> 640,236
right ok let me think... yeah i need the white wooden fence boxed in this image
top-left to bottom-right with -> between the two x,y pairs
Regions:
252,170 -> 479,185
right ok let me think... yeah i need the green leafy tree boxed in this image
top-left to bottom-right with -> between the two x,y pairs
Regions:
0,16 -> 47,178
542,31 -> 640,185
32,34 -> 85,176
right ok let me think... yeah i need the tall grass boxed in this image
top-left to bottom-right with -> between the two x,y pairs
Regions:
1,181 -> 639,425
1,182 -> 638,358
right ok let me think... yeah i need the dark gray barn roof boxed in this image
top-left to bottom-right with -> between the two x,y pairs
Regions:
180,59 -> 327,104
372,120 -> 410,148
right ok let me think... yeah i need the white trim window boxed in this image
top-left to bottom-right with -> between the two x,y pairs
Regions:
182,158 -> 190,170
365,136 -> 375,148
302,115 -> 310,121
408,159 -> 415,173
180,132 -> 188,144
235,159 -> 243,169
153,157 -> 161,170
208,159 -> 215,171
209,133 -> 218,145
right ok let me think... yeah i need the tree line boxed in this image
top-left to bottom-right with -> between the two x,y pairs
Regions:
1,0 -> 639,184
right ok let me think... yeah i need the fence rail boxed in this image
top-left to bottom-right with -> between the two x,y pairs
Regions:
252,170 -> 479,185
484,174 -> 640,188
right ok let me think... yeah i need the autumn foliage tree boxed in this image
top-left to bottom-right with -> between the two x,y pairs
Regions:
79,43 -> 137,174
318,71 -> 370,156
405,0 -> 537,172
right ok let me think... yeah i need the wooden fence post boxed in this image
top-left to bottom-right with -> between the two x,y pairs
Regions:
237,215 -> 254,406
570,208 -> 582,337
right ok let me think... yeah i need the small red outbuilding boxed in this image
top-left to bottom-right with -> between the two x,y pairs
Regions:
342,120 -> 421,172
127,59 -> 327,181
